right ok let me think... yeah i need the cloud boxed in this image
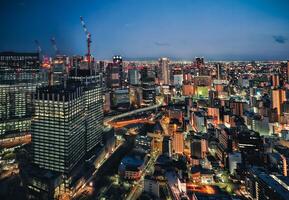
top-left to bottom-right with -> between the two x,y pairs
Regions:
273,35 -> 287,44
154,42 -> 170,46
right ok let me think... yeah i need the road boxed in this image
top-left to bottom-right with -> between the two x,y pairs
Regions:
0,134 -> 31,148
125,151 -> 160,200
72,141 -> 123,199
108,118 -> 155,129
104,100 -> 163,126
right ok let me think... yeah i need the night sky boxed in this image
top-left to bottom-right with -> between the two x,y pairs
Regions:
1,0 -> 289,60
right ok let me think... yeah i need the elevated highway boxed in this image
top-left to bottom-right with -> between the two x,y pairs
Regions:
104,100 -> 163,126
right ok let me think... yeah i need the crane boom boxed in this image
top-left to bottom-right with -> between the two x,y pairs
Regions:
50,37 -> 60,55
80,16 -> 92,67
34,40 -> 42,55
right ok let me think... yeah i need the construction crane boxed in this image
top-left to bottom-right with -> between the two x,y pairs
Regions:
50,37 -> 60,55
34,40 -> 42,55
80,16 -> 92,67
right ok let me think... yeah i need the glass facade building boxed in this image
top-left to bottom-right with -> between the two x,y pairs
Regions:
32,85 -> 86,173
69,72 -> 103,152
83,80 -> 103,152
31,71 -> 104,174
0,52 -> 45,137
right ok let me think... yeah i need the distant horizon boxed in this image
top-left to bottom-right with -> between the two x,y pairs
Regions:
1,50 -> 288,62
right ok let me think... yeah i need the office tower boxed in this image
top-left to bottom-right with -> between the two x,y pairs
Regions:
271,74 -> 280,88
172,66 -> 183,86
98,60 -> 106,73
272,89 -> 286,116
106,63 -> 121,89
83,79 -> 103,152
142,77 -> 156,106
195,57 -> 204,67
106,55 -> 123,90
112,88 -> 130,108
0,52 -> 40,69
158,57 -> 170,85
71,55 -> 83,71
113,55 -> 125,87
128,69 -> 140,85
195,57 -> 207,75
113,55 -> 122,64
52,55 -> 69,73
32,84 -> 86,173
141,65 -> 155,81
0,52 -> 44,136
69,70 -> 103,152
217,64 -> 222,80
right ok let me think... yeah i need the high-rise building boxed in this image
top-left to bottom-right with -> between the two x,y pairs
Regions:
128,69 -> 140,85
195,57 -> 204,67
142,77 -> 156,106
69,70 -> 103,152
112,55 -> 122,64
112,88 -> 130,108
216,64 -> 222,80
272,89 -> 286,116
0,52 -> 40,70
195,57 -> 207,75
158,57 -> 170,85
32,66 -> 103,173
271,74 -> 280,88
82,82 -> 103,152
0,52 -> 44,136
32,84 -> 86,173
172,66 -> 183,86
106,55 -> 124,90
141,65 -> 155,81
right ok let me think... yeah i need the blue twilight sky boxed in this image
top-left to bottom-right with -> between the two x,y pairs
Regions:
0,0 -> 289,60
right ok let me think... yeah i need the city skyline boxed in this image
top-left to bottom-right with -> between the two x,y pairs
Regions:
1,0 -> 289,60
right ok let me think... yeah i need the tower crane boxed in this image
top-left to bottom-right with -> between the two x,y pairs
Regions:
50,37 -> 60,56
80,16 -> 92,67
34,40 -> 42,55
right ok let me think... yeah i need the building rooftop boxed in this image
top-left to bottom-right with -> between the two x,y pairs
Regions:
251,167 -> 289,199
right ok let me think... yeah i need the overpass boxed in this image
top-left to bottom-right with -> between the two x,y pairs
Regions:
0,134 -> 31,148
104,101 -> 163,126
108,118 -> 155,128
